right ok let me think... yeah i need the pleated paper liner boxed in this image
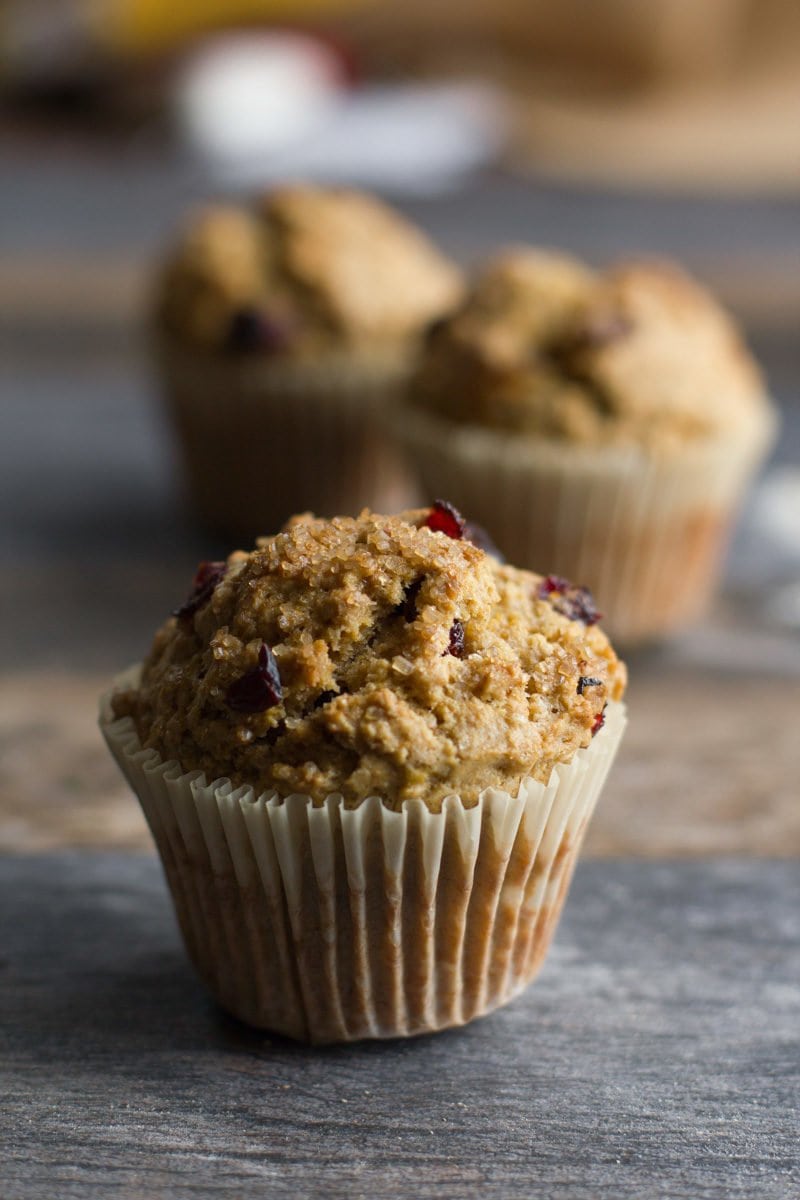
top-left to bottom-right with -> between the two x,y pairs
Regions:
156,341 -> 420,539
393,404 -> 777,645
100,676 -> 626,1044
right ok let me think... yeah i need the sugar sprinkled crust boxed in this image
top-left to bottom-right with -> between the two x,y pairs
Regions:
156,186 -> 463,356
413,248 -> 767,448
112,508 -> 626,811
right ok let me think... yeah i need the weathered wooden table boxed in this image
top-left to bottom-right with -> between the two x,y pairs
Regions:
2,853 -> 798,1200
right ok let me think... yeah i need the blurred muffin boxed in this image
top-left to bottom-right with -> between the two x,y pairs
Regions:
154,185 -> 463,536
397,250 -> 777,642
101,504 -> 626,1043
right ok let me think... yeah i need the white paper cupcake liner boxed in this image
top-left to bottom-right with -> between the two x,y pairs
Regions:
393,404 -> 778,644
100,675 -> 626,1044
157,343 -> 420,537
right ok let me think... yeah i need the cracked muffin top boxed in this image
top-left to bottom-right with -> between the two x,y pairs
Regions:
411,248 -> 768,450
155,185 -> 463,358
111,505 -> 626,810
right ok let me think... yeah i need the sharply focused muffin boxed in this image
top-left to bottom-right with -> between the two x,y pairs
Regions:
112,504 -> 625,807
101,504 -> 627,1043
153,185 -> 463,535
397,249 -> 777,642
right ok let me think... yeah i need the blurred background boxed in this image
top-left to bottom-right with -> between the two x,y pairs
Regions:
1,0 -> 799,854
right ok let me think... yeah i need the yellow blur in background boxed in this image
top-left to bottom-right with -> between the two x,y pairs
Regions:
96,0 -> 371,54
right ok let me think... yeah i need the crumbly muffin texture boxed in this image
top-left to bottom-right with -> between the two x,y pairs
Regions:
413,248 -> 766,448
156,185 -> 463,357
112,507 -> 625,811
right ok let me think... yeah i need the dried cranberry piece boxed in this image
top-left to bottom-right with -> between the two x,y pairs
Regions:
226,643 -> 283,714
173,561 -> 226,620
572,311 -> 633,351
227,306 -> 296,355
539,574 -> 572,597
577,676 -> 602,696
550,311 -> 633,365
424,500 -> 465,540
463,520 -> 504,563
591,704 -> 608,737
562,588 -> 601,625
445,619 -> 465,659
537,575 -> 601,626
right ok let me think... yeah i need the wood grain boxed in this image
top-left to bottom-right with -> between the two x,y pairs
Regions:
0,853 -> 798,1199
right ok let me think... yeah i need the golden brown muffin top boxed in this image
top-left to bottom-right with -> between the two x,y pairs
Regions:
155,185 -> 463,358
412,248 -> 768,449
112,505 -> 626,810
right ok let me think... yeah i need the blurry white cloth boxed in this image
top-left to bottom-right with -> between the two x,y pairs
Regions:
176,35 -> 507,194
750,467 -> 800,560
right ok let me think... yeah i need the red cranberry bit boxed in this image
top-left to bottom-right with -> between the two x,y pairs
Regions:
226,643 -> 283,714
445,619 -> 465,659
424,500 -> 465,540
591,704 -> 608,737
173,561 -> 226,620
560,587 -> 601,626
537,575 -> 601,626
549,312 -> 633,372
539,574 -> 572,597
227,306 -> 296,355
568,311 -> 633,353
577,676 -> 602,696
585,311 -> 633,347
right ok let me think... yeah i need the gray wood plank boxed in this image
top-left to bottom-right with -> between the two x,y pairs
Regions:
1,854 -> 798,1200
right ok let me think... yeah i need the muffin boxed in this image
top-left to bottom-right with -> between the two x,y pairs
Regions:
100,504 -> 627,1043
396,250 -> 778,643
154,185 -> 463,537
